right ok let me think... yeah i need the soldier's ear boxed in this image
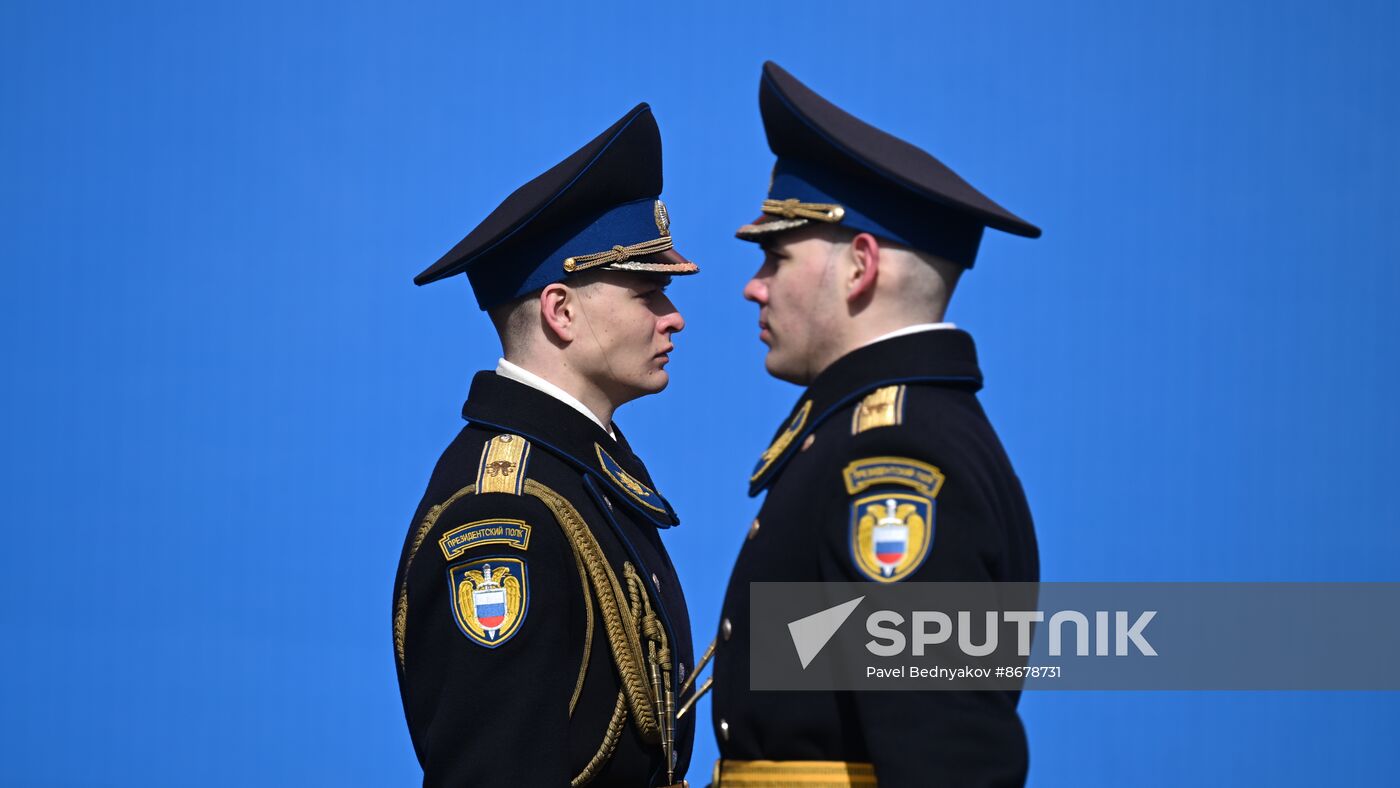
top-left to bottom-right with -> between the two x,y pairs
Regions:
846,232 -> 881,304
539,283 -> 576,343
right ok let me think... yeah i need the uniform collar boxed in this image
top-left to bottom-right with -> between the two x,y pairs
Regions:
861,321 -> 957,347
748,328 -> 983,497
494,357 -> 616,439
462,371 -> 680,527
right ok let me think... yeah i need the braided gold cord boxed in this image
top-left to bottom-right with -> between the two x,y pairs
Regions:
574,559 -> 677,784
395,485 -> 480,669
396,477 -> 672,784
563,236 -> 675,273
568,539 -> 595,716
761,198 -> 847,223
626,562 -> 676,784
525,480 -> 660,742
571,690 -> 629,787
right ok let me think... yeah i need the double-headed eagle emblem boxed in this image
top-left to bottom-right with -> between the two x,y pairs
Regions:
850,492 -> 933,583
449,558 -> 527,647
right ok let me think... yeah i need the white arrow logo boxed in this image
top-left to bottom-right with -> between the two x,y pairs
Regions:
787,596 -> 865,669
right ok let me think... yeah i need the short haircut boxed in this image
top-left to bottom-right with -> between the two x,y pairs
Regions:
486,292 -> 536,356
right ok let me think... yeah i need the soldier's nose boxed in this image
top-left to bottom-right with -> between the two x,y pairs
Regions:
663,309 -> 685,335
743,277 -> 767,304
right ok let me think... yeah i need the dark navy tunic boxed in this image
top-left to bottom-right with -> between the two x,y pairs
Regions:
394,372 -> 694,787
711,330 -> 1038,787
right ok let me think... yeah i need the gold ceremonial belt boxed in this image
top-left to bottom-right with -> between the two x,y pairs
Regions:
713,759 -> 877,787
761,198 -> 846,223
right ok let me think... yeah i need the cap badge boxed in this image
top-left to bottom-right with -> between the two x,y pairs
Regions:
654,200 -> 671,237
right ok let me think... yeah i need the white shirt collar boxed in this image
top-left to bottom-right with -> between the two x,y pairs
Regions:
495,358 -> 615,438
863,322 -> 957,348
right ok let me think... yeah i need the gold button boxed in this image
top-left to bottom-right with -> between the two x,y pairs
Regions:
718,719 -> 730,741
746,518 -> 760,540
721,618 -> 732,641
800,433 -> 815,452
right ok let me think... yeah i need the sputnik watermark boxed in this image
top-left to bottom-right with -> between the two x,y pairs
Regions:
750,582 -> 1400,690
789,598 -> 1154,676
863,609 -> 1157,658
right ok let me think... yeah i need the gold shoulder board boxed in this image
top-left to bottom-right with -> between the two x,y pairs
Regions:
851,385 -> 906,435
475,434 -> 531,495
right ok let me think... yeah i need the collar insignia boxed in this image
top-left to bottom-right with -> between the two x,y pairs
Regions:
595,443 -> 666,514
751,400 -> 812,482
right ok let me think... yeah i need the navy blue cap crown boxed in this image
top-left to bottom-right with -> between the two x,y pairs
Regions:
736,62 -> 1040,267
417,103 -> 697,308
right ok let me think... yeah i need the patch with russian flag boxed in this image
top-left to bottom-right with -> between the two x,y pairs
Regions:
446,556 -> 528,648
848,491 -> 934,583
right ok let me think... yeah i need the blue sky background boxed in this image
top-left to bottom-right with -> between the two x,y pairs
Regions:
2,1 -> 1398,785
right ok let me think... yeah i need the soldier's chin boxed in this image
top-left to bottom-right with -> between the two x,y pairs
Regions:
632,369 -> 670,396
763,349 -> 811,386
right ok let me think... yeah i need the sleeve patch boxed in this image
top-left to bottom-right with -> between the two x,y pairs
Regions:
447,556 -> 529,648
438,518 -> 532,561
849,493 -> 934,583
842,456 -> 944,498
851,385 -> 905,434
475,434 -> 531,495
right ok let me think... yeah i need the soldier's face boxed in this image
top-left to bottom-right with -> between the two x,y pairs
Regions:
743,227 -> 846,385
574,271 -> 685,401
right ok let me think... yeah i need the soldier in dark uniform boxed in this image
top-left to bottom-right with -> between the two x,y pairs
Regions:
392,103 -> 697,788
695,63 -> 1042,787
